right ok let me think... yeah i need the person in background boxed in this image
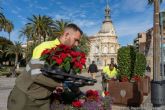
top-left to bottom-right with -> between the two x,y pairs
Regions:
101,63 -> 117,93
7,23 -> 83,110
88,61 -> 98,79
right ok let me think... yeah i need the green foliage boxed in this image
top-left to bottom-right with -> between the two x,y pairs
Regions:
134,52 -> 146,76
117,46 -> 136,79
78,34 -> 90,55
0,67 -> 10,76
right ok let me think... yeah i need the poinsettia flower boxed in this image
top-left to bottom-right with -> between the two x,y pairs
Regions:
41,49 -> 51,56
104,91 -> 110,96
72,100 -> 82,107
80,58 -> 86,65
40,44 -> 86,74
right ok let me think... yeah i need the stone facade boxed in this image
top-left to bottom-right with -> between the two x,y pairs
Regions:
87,2 -> 120,69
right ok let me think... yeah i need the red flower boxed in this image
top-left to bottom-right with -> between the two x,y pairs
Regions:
80,58 -> 86,65
104,91 -> 110,96
52,56 -> 63,65
41,49 -> 51,56
40,44 -> 86,74
72,100 -> 82,107
86,90 -> 99,101
60,53 -> 68,60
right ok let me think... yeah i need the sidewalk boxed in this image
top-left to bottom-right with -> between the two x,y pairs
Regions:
1,71 -> 165,110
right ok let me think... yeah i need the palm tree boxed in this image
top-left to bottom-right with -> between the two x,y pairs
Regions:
148,0 -> 162,81
25,15 -> 54,43
5,41 -> 23,68
4,19 -> 14,40
0,7 -> 6,31
0,36 -> 13,65
52,19 -> 70,39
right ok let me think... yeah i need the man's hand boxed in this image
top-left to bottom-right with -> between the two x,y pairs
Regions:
53,83 -> 64,93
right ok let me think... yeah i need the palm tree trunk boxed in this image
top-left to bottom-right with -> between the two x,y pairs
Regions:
153,0 -> 160,81
9,32 -> 10,41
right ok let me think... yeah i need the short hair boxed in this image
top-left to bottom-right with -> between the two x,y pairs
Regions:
65,23 -> 83,35
109,63 -> 114,67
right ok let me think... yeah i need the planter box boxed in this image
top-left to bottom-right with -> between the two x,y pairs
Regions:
108,80 -> 143,106
142,76 -> 150,95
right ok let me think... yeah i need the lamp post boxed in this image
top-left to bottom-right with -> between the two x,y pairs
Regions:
151,7 -> 165,106
160,10 -> 165,79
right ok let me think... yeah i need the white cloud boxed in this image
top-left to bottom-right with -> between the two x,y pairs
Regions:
74,19 -> 96,28
36,6 -> 48,10
11,10 -> 19,14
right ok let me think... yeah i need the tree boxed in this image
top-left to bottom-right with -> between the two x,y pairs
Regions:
117,46 -> 136,80
4,19 -> 14,40
5,41 -> 23,67
0,7 -> 6,31
25,15 -> 54,43
78,34 -> 90,55
51,19 -> 70,39
148,0 -> 163,81
134,52 -> 147,76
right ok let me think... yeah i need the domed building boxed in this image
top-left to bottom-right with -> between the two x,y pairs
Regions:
87,2 -> 120,69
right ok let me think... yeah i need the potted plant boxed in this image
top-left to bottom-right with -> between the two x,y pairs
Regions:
132,52 -> 150,95
108,46 -> 143,106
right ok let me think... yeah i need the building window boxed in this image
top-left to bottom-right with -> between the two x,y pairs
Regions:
95,46 -> 99,53
110,46 -> 115,53
103,46 -> 108,53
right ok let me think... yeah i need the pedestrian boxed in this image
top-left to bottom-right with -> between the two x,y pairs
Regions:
146,65 -> 151,77
7,23 -> 83,110
88,61 -> 98,79
101,63 -> 117,94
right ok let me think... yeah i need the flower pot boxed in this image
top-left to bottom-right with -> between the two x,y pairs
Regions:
108,80 -> 143,106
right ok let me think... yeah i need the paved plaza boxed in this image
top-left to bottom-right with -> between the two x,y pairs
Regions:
0,71 -> 165,110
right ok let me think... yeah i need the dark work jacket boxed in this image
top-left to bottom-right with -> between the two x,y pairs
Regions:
88,64 -> 98,73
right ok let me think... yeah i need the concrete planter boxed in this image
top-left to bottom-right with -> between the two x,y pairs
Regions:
108,80 -> 143,106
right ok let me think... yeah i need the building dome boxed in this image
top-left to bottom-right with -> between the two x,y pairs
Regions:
97,1 -> 117,36
99,21 -> 116,36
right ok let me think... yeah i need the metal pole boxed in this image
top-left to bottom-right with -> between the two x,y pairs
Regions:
160,11 -> 165,79
153,0 -> 160,81
160,12 -> 164,80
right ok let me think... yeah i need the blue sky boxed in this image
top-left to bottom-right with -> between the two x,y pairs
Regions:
1,0 -> 165,46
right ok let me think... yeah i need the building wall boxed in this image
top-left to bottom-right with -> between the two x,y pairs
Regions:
87,36 -> 119,70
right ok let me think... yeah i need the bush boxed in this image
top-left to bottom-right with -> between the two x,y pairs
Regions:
117,46 -> 136,80
134,52 -> 146,76
0,67 -> 11,77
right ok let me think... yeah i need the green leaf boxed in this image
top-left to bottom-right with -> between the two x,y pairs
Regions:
51,61 -> 56,66
64,61 -> 70,72
40,54 -> 48,60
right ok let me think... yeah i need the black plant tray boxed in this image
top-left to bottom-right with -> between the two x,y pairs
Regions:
41,67 -> 97,87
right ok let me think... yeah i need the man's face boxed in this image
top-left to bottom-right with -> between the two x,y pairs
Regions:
63,29 -> 81,48
109,65 -> 114,71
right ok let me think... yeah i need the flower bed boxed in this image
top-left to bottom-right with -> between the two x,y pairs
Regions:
51,90 -> 113,110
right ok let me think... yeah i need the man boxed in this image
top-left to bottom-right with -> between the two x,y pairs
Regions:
7,23 -> 83,110
101,63 -> 117,92
88,61 -> 98,79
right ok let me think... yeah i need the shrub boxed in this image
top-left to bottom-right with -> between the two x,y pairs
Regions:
134,52 -> 146,76
117,46 -> 136,80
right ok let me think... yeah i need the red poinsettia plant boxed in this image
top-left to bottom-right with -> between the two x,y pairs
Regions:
40,44 -> 86,74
